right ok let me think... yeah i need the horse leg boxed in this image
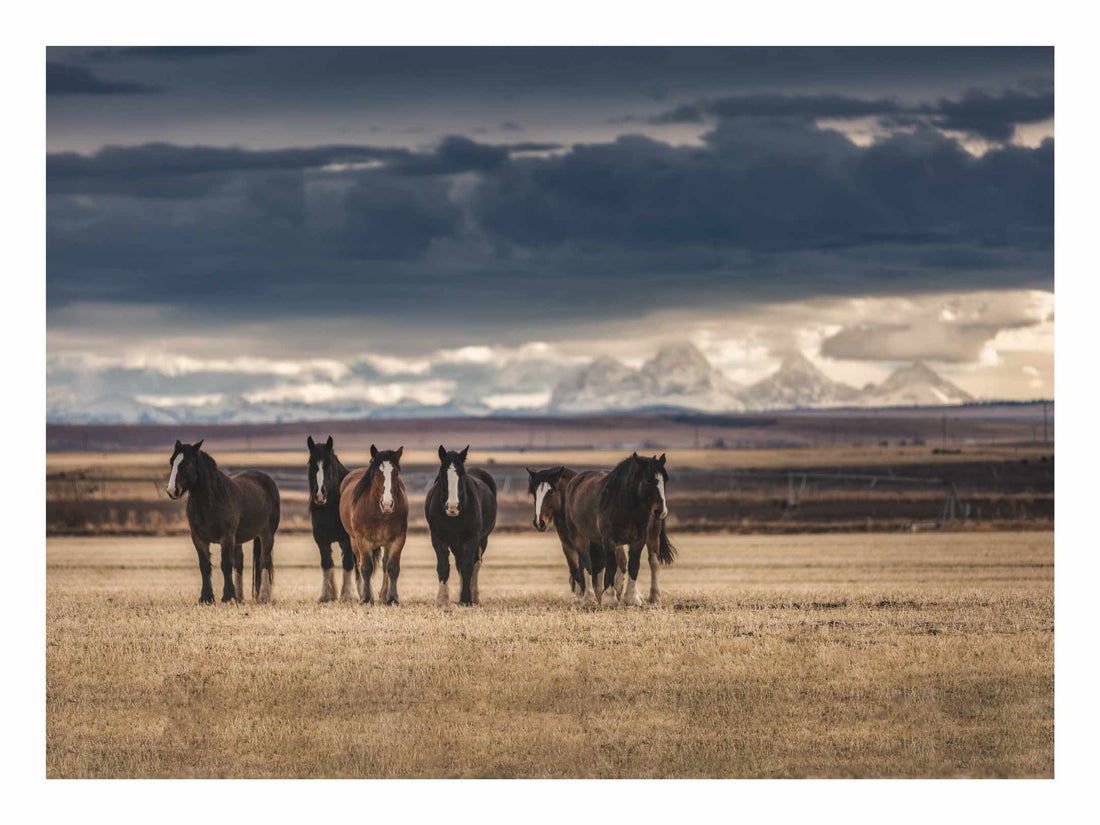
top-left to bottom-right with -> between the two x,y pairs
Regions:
233,544 -> 244,603
599,541 -> 622,607
251,537 -> 262,600
219,540 -> 236,602
192,535 -> 214,604
316,535 -> 337,603
355,539 -> 375,604
384,535 -> 405,605
622,542 -> 645,606
564,544 -> 583,600
646,526 -> 662,604
257,531 -> 274,603
337,537 -> 358,601
432,537 -> 451,607
470,538 -> 487,605
585,541 -> 603,606
457,541 -> 478,606
379,545 -> 392,604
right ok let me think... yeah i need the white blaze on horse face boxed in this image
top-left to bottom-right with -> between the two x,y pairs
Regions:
380,461 -> 394,511
314,461 -> 325,503
655,473 -> 668,519
167,453 -> 184,498
534,482 -> 551,527
445,462 -> 460,515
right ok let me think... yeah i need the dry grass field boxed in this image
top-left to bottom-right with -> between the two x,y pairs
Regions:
46,443 -> 1053,475
46,530 -> 1053,778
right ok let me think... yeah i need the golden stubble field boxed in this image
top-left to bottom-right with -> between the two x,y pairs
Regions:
46,530 -> 1053,778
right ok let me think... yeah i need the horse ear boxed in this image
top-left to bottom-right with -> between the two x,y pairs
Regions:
174,439 -> 182,452
551,466 -> 565,483
632,452 -> 643,463
526,466 -> 535,477
370,444 -> 379,459
438,445 -> 447,462
307,436 -> 315,451
325,435 -> 333,450
459,445 -> 469,462
193,439 -> 204,452
395,446 -> 403,460
658,453 -> 667,467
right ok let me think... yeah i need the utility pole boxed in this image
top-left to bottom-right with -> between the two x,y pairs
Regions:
941,413 -> 947,449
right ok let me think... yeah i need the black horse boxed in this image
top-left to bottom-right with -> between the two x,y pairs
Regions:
307,435 -> 360,602
166,440 -> 281,603
425,445 -> 497,606
596,453 -> 676,605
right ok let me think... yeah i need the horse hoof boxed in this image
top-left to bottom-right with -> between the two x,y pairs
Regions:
318,594 -> 335,603
199,594 -> 214,604
648,593 -> 660,605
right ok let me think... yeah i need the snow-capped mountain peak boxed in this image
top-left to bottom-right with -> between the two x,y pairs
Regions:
740,352 -> 859,411
550,342 -> 745,413
861,360 -> 973,407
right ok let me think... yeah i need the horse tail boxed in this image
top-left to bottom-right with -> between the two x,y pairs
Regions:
252,537 -> 262,595
657,522 -> 677,565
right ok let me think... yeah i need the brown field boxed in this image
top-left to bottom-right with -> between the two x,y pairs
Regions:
46,530 -> 1053,778
45,442 -> 1053,475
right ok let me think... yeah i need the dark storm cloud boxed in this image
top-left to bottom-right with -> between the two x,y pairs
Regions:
46,62 -> 159,95
652,94 -> 904,124
47,139 -> 563,197
651,87 -> 1054,143
52,46 -> 1052,99
474,124 -> 1052,253
929,89 -> 1055,141
47,143 -> 403,196
46,122 -> 1053,327
92,47 -> 256,61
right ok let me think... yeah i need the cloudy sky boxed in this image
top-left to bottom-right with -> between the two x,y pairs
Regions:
46,47 -> 1054,418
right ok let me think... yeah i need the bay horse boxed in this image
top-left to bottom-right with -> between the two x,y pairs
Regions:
166,440 -> 280,603
307,435 -> 361,602
563,453 -> 675,606
425,446 -> 497,606
339,445 -> 408,605
526,465 -> 584,598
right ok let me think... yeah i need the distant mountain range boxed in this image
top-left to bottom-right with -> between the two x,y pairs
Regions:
47,341 -> 977,424
549,343 -> 972,414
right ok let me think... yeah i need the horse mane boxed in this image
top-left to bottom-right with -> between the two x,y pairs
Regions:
353,451 -> 400,503
597,456 -> 644,525
194,450 -> 232,508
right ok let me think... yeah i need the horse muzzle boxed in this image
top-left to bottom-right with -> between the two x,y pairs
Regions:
380,502 -> 395,515
445,505 -> 460,518
167,487 -> 182,501
314,493 -> 327,506
533,517 -> 549,532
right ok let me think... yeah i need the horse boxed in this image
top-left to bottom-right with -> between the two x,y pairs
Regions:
339,445 -> 408,605
425,446 -> 497,606
563,453 -> 675,606
307,435 -> 361,602
165,440 -> 280,603
526,465 -> 584,598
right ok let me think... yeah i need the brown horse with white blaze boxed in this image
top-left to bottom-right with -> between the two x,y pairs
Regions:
339,446 -> 408,604
527,466 -> 584,598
